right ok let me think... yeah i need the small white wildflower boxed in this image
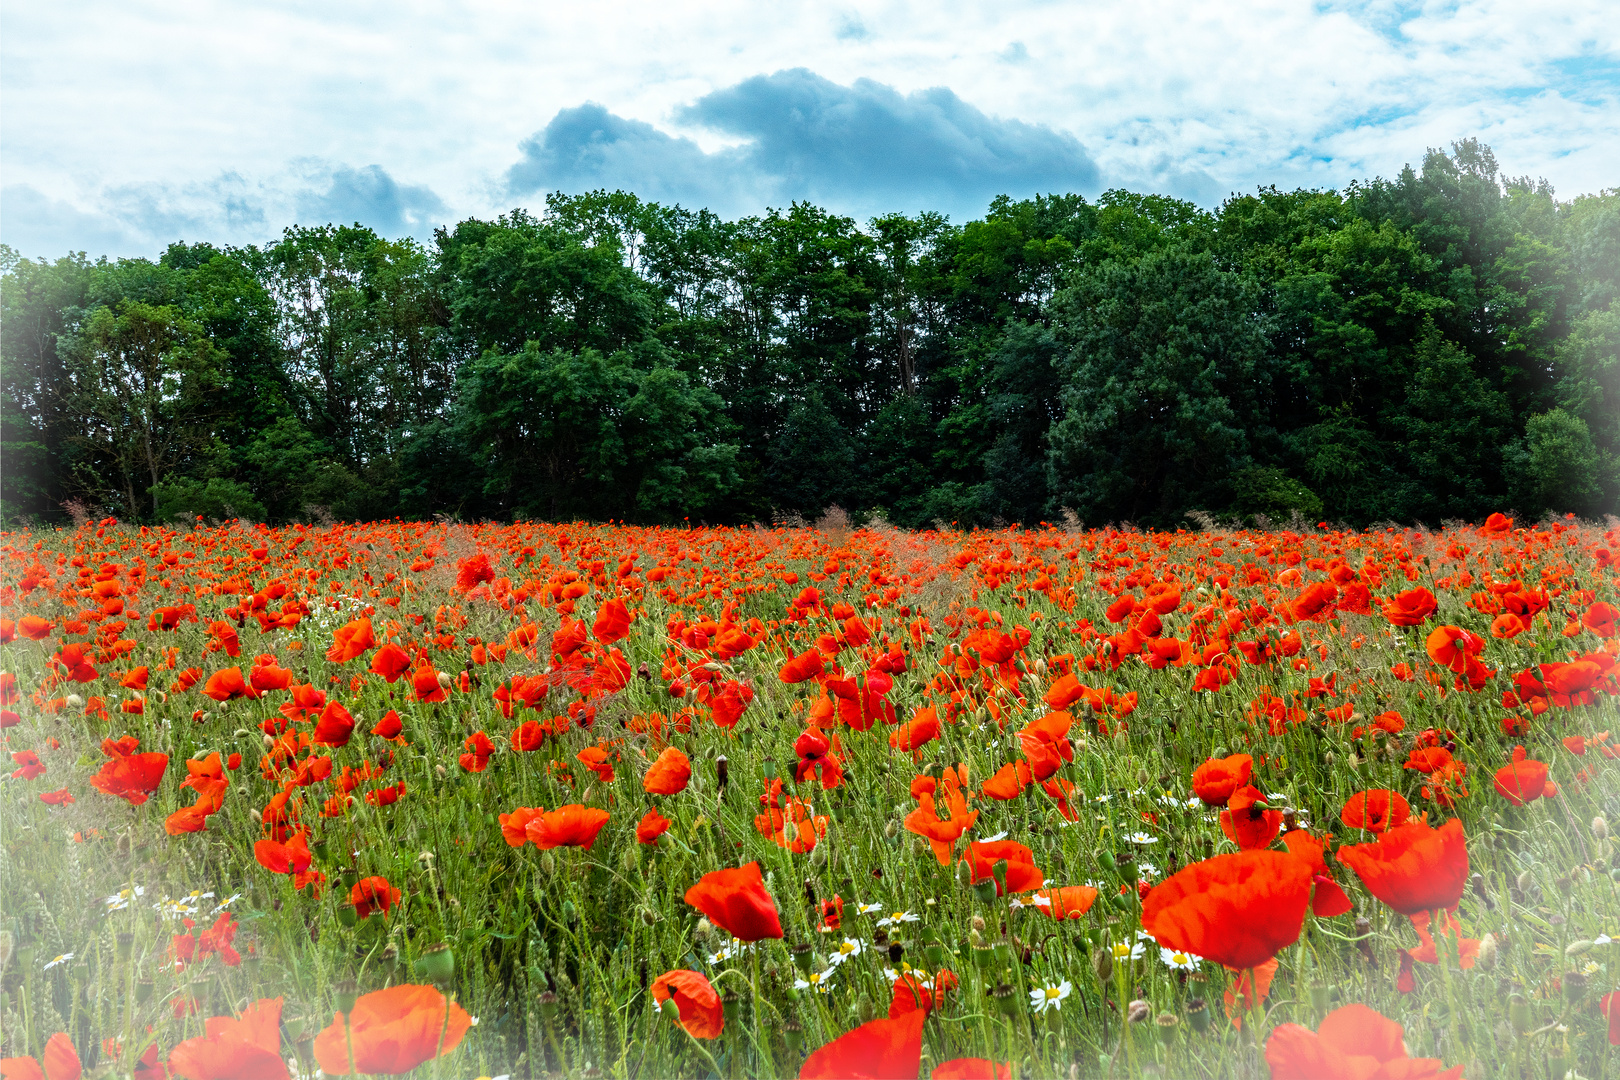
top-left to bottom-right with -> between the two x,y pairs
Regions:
793,968 -> 836,994
828,937 -> 864,964
1136,862 -> 1160,879
1127,831 -> 1158,845
1111,940 -> 1146,961
981,831 -> 1009,842
1160,947 -> 1201,971
857,902 -> 884,915
1029,981 -> 1072,1013
876,911 -> 919,928
105,886 -> 145,911
43,952 -> 74,970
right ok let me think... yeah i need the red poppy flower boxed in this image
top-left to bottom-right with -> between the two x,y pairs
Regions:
17,615 -> 54,640
254,830 -> 312,874
799,1010 -> 925,1080
1339,789 -> 1410,833
980,760 -> 1031,800
168,996 -> 287,1080
651,969 -> 723,1039
890,707 -> 941,751
202,667 -> 259,703
10,751 -> 45,781
0,1031 -> 81,1080
460,731 -> 495,772
962,840 -> 1043,895
368,643 -> 412,683
636,808 -> 671,844
643,746 -> 692,795
1142,850 -> 1312,970
370,710 -> 404,740
932,1060 -> 1011,1080
683,862 -> 783,942
1042,672 -> 1086,710
410,665 -> 448,703
577,746 -> 616,783
1279,830 -> 1354,917
593,598 -> 632,644
313,984 -> 471,1075
1192,753 -> 1253,806
510,719 -> 548,751
1266,1003 -> 1464,1080
1336,818 -> 1468,915
905,769 -> 980,865
778,649 -> 824,684
1601,991 -> 1620,1046
1379,587 -> 1438,627
324,617 -> 376,663
888,970 -> 956,1018
1493,747 -> 1552,806
350,876 -> 401,919
525,805 -> 610,850
1220,785 -> 1284,850
312,701 -> 355,748
88,748 -> 168,805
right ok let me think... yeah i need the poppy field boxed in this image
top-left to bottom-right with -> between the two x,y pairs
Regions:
1,512 -> 1618,1079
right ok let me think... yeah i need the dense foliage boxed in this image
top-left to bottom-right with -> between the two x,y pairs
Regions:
0,513 -> 1617,1079
3,140 -> 1617,529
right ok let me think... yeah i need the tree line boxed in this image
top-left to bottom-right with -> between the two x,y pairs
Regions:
3,139 -> 1616,529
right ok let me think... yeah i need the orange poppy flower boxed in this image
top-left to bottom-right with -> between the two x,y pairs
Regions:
1601,991 -> 1619,1046
1034,885 -> 1098,920
1192,753 -> 1253,806
643,747 -> 692,795
498,807 -> 542,847
890,707 -> 941,752
799,1010 -> 924,1080
313,984 -> 471,1076
460,731 -> 495,773
778,649 -> 824,684
577,746 -> 616,783
1141,850 -> 1312,970
350,876 -> 401,919
651,969 -> 722,1039
410,664 -> 448,703
888,969 -> 956,1018
1336,818 -> 1468,915
1223,958 -> 1279,1029
980,760 -> 1031,800
683,862 -> 783,942
1265,1003 -> 1464,1080
904,768 -> 979,865
168,996 -> 287,1080
636,808 -> 671,844
525,805 -> 610,850
254,829 -> 312,874
1339,789 -> 1410,832
0,1032 -> 81,1080
962,840 -> 1043,895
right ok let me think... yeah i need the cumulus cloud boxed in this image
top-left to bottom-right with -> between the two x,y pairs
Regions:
296,165 -> 448,238
507,70 -> 1100,220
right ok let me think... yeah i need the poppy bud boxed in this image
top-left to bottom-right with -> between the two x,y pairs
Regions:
540,852 -> 555,875
333,980 -> 359,1015
991,859 -> 1009,894
1508,993 -> 1531,1034
1565,939 -> 1594,958
413,943 -> 455,983
660,997 -> 683,1022
1186,997 -> 1209,1033
435,764 -> 446,779
1516,870 -> 1534,893
1477,932 -> 1498,969
1470,872 -> 1494,909
884,820 -> 898,839
65,694 -> 84,708
957,861 -> 974,888
1098,850 -> 1118,876
694,917 -> 714,943
1092,945 -> 1113,984
436,671 -> 453,689
971,916 -> 986,933
1594,816 -> 1609,840
1127,999 -> 1150,1024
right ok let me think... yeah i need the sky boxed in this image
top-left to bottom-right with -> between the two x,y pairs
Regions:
2,0 -> 1616,259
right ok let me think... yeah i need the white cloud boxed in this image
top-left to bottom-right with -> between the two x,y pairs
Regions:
1,0 -> 1615,257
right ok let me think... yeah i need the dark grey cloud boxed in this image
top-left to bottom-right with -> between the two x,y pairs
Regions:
506,70 -> 1101,221
296,165 -> 447,239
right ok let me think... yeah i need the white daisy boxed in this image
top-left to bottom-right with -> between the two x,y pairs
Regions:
1029,981 -> 1072,1013
1127,831 -> 1159,845
209,893 -> 243,915
43,952 -> 74,970
1136,862 -> 1161,879
1160,947 -> 1202,971
857,902 -> 884,915
828,937 -> 865,964
104,886 -> 145,911
981,831 -> 1009,842
793,968 -> 837,994
876,911 -> 919,928
707,937 -> 754,964
1111,940 -> 1146,961
1183,797 -> 1203,810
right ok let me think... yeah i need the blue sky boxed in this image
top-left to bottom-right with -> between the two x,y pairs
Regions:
2,0 -> 1615,258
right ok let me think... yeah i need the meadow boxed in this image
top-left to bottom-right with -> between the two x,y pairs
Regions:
0,512 -> 1617,1079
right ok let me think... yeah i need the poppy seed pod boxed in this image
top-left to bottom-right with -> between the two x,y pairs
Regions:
1155,1013 -> 1179,1043
1562,971 -> 1589,1003
1092,945 -> 1113,984
413,942 -> 455,983
1186,997 -> 1210,1033
333,980 -> 359,1015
